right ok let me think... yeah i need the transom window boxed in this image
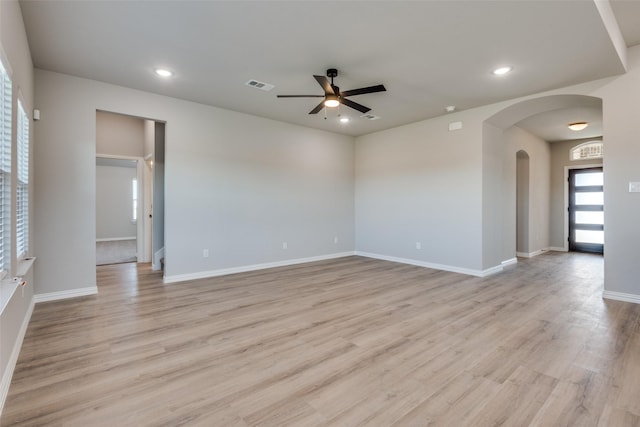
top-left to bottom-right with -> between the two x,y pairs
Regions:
570,140 -> 603,161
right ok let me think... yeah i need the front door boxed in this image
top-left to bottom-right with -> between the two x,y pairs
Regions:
568,167 -> 604,254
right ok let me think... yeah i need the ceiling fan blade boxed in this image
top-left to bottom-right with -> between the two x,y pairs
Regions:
314,75 -> 335,95
341,84 -> 386,97
309,101 -> 325,114
277,95 -> 324,98
341,98 -> 371,114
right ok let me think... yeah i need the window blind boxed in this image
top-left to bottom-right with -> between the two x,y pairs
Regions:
17,100 -> 29,258
0,60 -> 12,275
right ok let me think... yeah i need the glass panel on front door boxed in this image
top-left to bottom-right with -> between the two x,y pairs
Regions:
569,168 -> 604,254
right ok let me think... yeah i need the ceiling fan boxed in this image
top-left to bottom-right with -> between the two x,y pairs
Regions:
277,68 -> 386,115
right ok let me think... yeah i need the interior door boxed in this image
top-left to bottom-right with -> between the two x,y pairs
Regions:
568,167 -> 604,254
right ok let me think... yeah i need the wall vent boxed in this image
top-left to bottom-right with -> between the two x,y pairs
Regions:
245,80 -> 274,92
360,114 -> 380,121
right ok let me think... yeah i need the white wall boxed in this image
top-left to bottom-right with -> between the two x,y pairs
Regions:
96,110 -> 144,157
353,46 -> 640,295
502,126 -> 551,258
96,164 -> 137,240
482,122 -> 505,270
355,112 -> 485,274
354,107 -> 551,274
34,70 -> 355,292
591,46 -> 640,298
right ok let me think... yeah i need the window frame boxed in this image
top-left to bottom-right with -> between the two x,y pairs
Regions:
16,97 -> 29,260
0,55 -> 12,279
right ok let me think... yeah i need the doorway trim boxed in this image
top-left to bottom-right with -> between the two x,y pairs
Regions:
95,153 -> 146,263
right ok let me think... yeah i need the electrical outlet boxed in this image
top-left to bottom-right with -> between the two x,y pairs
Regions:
282,242 -> 288,250
203,249 -> 209,258
416,242 -> 421,250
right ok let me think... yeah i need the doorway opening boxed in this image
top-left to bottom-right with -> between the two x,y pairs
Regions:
95,111 -> 165,271
568,167 -> 604,254
96,156 -> 140,265
516,150 -> 530,256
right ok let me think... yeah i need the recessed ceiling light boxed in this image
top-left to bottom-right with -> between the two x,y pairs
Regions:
568,122 -> 588,131
155,68 -> 173,78
445,106 -> 456,113
340,117 -> 350,123
492,66 -> 513,76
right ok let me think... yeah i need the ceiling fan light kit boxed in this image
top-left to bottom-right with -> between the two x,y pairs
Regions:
324,95 -> 340,108
277,68 -> 386,115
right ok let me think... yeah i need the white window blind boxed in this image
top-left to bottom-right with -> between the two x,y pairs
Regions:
0,59 -> 12,275
17,100 -> 29,258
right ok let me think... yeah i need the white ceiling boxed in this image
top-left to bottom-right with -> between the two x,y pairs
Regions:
611,0 -> 640,47
18,1 -> 640,140
517,107 -> 603,143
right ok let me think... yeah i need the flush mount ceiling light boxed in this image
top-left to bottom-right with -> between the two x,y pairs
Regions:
492,66 -> 513,76
154,68 -> 173,78
324,95 -> 340,108
340,117 -> 350,123
568,122 -> 589,131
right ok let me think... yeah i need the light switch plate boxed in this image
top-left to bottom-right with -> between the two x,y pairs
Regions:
629,182 -> 640,193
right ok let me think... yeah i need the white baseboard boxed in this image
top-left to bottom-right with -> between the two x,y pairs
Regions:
34,287 -> 98,303
603,290 -> 640,305
501,257 -> 518,267
354,251 -> 502,277
549,246 -> 568,252
164,252 -> 356,284
0,296 -> 34,417
516,248 -> 549,258
152,247 -> 165,271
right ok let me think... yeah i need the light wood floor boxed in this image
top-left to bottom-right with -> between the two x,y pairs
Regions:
2,253 -> 640,426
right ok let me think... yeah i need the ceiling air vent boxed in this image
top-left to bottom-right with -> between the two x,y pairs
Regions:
361,114 -> 380,121
245,79 -> 274,92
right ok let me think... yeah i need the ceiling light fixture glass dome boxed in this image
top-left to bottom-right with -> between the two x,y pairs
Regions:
568,122 -> 588,131
324,96 -> 340,108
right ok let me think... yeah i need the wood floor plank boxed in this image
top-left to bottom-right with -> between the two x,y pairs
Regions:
2,253 -> 640,426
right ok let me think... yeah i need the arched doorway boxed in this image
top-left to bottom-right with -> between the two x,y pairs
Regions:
482,94 -> 603,269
